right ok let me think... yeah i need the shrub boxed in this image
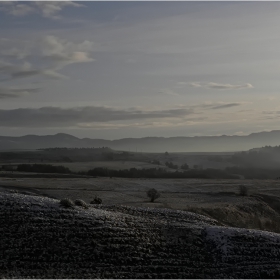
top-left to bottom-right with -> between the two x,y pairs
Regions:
90,196 -> 102,204
239,185 -> 248,196
165,161 -> 178,169
74,199 -> 88,208
147,188 -> 160,202
60,198 -> 75,208
181,163 -> 189,170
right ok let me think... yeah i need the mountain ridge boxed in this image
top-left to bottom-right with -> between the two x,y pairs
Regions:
1,130 -> 280,152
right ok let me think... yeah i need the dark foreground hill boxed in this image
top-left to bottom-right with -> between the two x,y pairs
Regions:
1,192 -> 280,278
2,130 -> 280,152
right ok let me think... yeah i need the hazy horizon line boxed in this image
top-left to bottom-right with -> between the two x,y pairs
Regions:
0,129 -> 278,141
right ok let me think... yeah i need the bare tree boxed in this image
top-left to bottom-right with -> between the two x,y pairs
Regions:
147,188 -> 160,202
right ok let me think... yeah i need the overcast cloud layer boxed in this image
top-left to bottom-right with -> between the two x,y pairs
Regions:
0,2 -> 280,138
0,103 -> 245,127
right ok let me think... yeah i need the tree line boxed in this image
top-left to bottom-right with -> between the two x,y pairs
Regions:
12,163 -> 280,180
85,167 -> 238,179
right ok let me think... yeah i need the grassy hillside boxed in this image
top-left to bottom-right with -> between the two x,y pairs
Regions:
1,191 -> 280,278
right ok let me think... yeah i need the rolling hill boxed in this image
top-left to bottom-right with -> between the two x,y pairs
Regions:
1,191 -> 280,278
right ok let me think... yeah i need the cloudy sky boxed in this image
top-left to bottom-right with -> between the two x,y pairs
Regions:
1,1 -> 280,139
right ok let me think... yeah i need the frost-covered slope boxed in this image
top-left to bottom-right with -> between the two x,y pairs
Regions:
1,192 -> 280,278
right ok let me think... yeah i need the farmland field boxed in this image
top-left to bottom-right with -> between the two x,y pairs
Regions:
0,150 -> 236,171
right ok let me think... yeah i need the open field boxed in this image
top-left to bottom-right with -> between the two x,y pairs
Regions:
0,149 -> 235,171
1,176 -> 278,204
2,176 -> 280,232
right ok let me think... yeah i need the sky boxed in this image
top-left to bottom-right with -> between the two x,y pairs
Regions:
1,1 -> 280,139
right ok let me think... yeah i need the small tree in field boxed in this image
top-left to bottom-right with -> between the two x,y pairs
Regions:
147,188 -> 160,202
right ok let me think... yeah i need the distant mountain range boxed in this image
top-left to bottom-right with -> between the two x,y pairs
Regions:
1,131 -> 280,152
